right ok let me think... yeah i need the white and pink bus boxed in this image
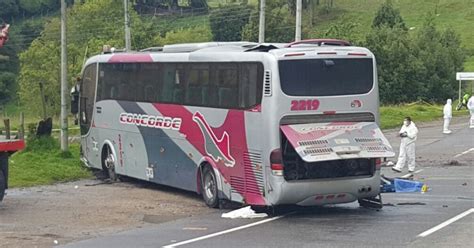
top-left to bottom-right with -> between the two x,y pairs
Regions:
72,40 -> 394,208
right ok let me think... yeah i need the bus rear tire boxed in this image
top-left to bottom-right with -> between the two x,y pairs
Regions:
0,170 -> 5,202
102,146 -> 118,182
201,165 -> 219,208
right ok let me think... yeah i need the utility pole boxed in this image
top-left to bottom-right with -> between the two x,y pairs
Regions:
295,0 -> 302,42
124,0 -> 131,51
258,0 -> 265,43
60,0 -> 68,152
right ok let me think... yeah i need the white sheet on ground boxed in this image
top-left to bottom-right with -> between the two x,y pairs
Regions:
221,206 -> 268,219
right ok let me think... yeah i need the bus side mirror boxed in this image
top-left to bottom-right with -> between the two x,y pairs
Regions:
70,85 -> 79,115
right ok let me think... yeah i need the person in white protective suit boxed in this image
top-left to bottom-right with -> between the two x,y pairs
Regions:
392,117 -> 418,173
443,99 -> 452,134
468,96 -> 474,128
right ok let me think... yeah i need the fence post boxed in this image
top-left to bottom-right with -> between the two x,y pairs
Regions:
4,118 -> 10,139
19,112 -> 25,140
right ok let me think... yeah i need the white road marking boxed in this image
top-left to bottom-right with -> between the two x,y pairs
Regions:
162,214 -> 290,248
453,148 -> 474,158
417,208 -> 474,238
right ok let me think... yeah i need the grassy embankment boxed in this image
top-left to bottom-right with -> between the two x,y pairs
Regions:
1,103 -> 80,136
302,0 -> 474,72
380,102 -> 469,129
8,137 -> 92,188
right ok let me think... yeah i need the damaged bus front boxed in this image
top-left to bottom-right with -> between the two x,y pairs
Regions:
265,47 -> 394,207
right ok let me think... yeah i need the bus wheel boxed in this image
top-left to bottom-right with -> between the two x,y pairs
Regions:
103,146 -> 118,181
0,170 -> 5,202
201,166 -> 219,208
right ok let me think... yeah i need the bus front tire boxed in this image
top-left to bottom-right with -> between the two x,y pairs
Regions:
0,170 -> 5,202
201,166 -> 219,208
102,146 -> 118,182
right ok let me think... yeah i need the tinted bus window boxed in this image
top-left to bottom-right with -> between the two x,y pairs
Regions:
97,63 -> 162,102
97,62 -> 263,109
279,58 -> 373,96
80,63 -> 97,135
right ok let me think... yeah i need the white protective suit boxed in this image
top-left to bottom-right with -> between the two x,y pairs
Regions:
443,99 -> 452,133
394,121 -> 419,172
468,96 -> 474,128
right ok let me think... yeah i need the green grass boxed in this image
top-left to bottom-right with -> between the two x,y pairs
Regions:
1,102 -> 80,136
209,0 -> 474,71
380,101 -> 469,129
303,0 -> 474,71
8,137 -> 92,188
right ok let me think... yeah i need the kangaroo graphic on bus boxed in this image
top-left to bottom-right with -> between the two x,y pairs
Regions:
192,111 -> 236,167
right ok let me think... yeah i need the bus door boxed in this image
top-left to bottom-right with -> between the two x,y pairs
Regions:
79,63 -> 100,166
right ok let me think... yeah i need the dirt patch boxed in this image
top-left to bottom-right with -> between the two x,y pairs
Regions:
0,179 -> 214,248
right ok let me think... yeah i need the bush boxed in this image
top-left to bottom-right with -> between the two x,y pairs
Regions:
242,3 -> 295,43
209,4 -> 251,41
365,2 -> 465,104
372,0 -> 406,30
154,26 -> 212,46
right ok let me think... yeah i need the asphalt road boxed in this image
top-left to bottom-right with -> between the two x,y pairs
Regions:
62,117 -> 474,248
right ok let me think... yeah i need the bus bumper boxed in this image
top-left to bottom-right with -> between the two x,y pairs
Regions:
269,171 -> 381,206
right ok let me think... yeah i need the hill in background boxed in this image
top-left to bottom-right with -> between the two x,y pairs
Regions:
297,0 -> 474,70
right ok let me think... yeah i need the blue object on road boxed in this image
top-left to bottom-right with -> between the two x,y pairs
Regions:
394,178 -> 424,193
381,182 -> 396,193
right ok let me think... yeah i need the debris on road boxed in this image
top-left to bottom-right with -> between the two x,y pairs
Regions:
445,160 -> 461,166
222,206 -> 268,219
396,202 -> 426,206
380,175 -> 427,193
182,227 -> 208,231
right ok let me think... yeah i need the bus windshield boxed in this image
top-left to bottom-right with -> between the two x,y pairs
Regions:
279,58 -> 373,96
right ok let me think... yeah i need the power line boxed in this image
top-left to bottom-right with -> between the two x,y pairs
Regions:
5,4 -> 295,50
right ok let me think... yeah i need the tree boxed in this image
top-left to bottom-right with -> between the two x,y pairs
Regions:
316,20 -> 361,43
287,0 -> 310,15
18,0 -> 42,15
154,26 -> 212,46
209,4 -> 251,41
188,0 -> 208,9
242,2 -> 295,43
372,0 -> 406,30
0,0 -> 19,21
365,26 -> 423,103
18,0 -> 156,115
410,16 -> 465,102
365,11 -> 465,104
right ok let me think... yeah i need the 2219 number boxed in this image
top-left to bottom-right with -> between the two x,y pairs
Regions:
291,99 -> 320,111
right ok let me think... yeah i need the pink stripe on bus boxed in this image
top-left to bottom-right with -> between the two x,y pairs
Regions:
108,54 -> 153,63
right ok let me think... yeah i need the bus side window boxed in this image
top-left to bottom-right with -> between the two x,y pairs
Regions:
239,64 -> 262,108
185,66 -> 210,106
109,85 -> 118,99
118,82 -> 129,101
144,84 -> 155,102
173,66 -> 185,103
217,66 -> 238,108
207,64 -> 219,106
201,69 -> 210,105
161,64 -> 176,103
